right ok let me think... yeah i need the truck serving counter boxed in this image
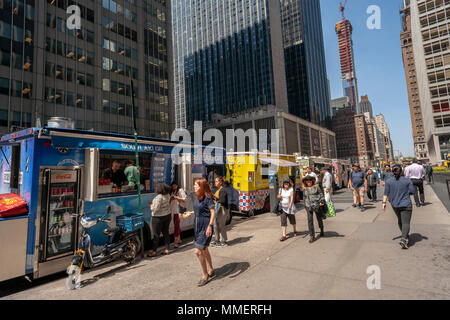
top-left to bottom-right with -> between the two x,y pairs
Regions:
0,127 -> 224,282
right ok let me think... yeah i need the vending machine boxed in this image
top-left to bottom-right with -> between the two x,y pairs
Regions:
37,168 -> 82,277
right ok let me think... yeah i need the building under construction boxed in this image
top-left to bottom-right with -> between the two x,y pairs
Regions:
335,2 -> 360,113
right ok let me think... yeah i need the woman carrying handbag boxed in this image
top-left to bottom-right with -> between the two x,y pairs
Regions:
277,179 -> 297,242
303,175 -> 326,243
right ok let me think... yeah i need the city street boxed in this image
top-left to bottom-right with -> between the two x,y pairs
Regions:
2,185 -> 450,300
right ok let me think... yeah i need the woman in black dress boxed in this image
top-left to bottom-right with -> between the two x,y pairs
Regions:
183,178 -> 216,286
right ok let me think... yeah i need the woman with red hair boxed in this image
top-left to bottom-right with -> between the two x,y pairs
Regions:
183,178 -> 216,286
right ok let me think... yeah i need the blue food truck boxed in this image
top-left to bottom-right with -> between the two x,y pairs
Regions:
0,127 -> 225,282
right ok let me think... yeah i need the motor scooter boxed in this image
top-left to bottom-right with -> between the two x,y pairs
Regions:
66,206 -> 142,290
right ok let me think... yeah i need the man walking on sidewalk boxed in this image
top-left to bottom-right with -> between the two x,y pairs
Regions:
405,159 -> 426,207
381,165 -> 394,187
426,163 -> 434,184
348,164 -> 367,212
321,167 -> 333,203
383,164 -> 416,250
211,177 -> 229,247
366,168 -> 379,202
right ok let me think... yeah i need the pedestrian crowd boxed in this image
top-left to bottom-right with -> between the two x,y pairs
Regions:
145,159 -> 435,286
346,159 -> 434,250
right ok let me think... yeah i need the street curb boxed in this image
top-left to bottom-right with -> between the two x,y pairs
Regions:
426,183 -> 450,215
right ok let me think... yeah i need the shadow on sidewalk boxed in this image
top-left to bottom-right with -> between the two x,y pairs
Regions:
80,263 -> 145,288
227,236 -> 253,246
392,233 -> 428,247
212,262 -> 250,281
420,202 -> 432,207
322,231 -> 345,239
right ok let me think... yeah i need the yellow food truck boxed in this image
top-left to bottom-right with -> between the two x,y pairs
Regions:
226,152 -> 300,216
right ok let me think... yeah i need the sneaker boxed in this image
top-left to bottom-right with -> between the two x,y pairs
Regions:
210,241 -> 219,247
399,239 -> 409,250
219,242 -> 228,247
352,204 -> 357,208
360,206 -> 365,212
309,236 -> 316,243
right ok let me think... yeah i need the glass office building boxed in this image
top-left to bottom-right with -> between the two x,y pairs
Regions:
0,0 -> 172,138
172,0 -> 288,129
281,0 -> 331,129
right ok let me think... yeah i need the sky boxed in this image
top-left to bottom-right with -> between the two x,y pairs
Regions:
319,0 -> 414,157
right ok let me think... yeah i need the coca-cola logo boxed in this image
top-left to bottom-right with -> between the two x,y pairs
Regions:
55,174 -> 72,180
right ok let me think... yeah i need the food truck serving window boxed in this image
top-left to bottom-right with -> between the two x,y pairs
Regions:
97,150 -> 157,197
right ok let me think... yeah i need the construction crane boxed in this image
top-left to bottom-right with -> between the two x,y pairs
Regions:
337,0 -> 356,111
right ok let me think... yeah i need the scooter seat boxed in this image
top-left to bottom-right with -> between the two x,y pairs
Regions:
103,227 -> 119,235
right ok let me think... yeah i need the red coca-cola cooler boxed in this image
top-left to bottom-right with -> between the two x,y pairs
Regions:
0,193 -> 28,218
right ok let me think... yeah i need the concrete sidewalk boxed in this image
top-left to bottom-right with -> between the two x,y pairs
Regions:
2,185 -> 450,300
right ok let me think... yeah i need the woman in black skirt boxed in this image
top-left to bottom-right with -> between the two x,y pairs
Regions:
183,178 -> 216,286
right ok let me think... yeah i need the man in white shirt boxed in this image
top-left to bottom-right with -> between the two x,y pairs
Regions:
405,159 -> 426,207
321,167 -> 333,203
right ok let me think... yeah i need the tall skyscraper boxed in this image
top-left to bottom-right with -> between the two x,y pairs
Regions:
335,16 -> 359,113
374,114 -> 394,161
172,0 -> 288,129
407,0 -> 449,162
0,0 -> 173,138
400,0 -> 429,161
280,0 -> 331,128
359,95 -> 373,118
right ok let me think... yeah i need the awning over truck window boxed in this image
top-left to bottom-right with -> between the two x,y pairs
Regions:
45,128 -> 225,160
49,130 -> 179,154
259,158 -> 299,167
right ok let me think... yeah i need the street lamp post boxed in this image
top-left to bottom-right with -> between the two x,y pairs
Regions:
131,79 -> 144,258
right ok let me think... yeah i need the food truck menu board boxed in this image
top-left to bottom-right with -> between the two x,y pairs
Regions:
150,154 -> 172,192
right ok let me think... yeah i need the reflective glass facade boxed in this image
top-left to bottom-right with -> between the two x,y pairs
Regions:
0,0 -> 172,138
281,0 -> 331,128
0,0 -> 35,130
172,0 -> 287,129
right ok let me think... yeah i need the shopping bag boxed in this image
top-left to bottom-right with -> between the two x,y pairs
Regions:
326,202 -> 336,218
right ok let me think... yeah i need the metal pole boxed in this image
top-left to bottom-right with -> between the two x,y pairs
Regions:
131,80 -> 144,258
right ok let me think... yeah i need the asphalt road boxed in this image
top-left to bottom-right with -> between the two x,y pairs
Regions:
431,173 -> 450,214
2,186 -> 450,300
